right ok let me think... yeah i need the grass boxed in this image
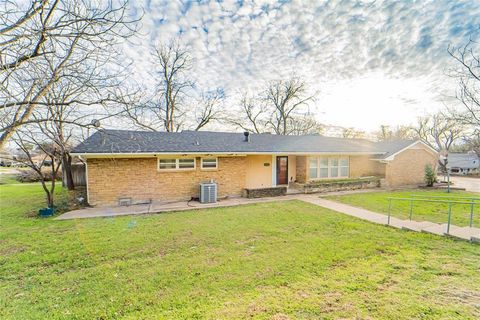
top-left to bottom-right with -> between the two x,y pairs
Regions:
1,182 -> 480,319
326,190 -> 480,227
0,174 -> 18,185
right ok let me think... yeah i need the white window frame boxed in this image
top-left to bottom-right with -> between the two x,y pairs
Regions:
308,156 -> 349,179
201,157 -> 218,170
157,158 -> 196,171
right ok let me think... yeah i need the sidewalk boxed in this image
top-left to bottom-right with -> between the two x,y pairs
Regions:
299,195 -> 480,242
56,194 -> 480,242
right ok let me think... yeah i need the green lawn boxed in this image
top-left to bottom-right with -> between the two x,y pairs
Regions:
326,190 -> 480,227
1,184 -> 480,319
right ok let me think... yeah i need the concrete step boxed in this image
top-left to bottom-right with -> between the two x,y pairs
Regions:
401,220 -> 424,232
422,224 -> 448,236
459,226 -> 480,236
401,220 -> 440,232
422,224 -> 477,241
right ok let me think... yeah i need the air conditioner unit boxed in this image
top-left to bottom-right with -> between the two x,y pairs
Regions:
199,182 -> 217,203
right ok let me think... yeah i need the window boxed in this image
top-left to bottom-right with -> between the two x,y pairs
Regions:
178,158 -> 195,169
319,157 -> 328,178
158,158 -> 195,170
309,158 -> 318,178
201,157 -> 218,169
308,156 -> 349,179
330,158 -> 339,177
159,159 -> 176,170
339,158 -> 349,177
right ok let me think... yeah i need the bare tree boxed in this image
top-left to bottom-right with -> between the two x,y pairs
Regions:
11,130 -> 62,208
413,112 -> 464,151
227,93 -> 270,133
125,40 -> 221,132
375,125 -> 415,141
288,114 -> 324,136
230,77 -> 316,135
0,0 -> 138,147
265,77 -> 315,135
448,39 -> 480,157
192,90 -> 223,131
341,127 -> 366,139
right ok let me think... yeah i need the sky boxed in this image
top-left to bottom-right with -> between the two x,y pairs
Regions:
125,0 -> 480,132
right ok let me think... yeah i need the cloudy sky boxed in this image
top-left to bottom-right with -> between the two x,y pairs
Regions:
126,0 -> 480,132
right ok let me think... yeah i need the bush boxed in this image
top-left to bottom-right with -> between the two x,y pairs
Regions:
424,164 -> 437,187
16,169 -> 62,183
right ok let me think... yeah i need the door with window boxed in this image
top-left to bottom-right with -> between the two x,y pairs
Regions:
276,156 -> 288,185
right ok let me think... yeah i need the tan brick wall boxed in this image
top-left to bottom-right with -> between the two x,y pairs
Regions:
296,156 -> 307,183
87,156 -> 247,206
349,155 -> 386,178
385,147 -> 437,186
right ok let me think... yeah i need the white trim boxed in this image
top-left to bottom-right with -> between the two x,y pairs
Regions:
71,151 -> 385,158
84,157 -> 89,204
272,155 -> 276,186
157,158 -> 196,171
200,157 -> 218,170
383,140 -> 438,161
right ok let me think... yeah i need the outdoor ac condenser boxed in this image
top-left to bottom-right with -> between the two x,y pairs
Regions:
199,182 -> 217,203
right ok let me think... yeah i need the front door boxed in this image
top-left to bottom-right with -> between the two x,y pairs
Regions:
276,156 -> 288,185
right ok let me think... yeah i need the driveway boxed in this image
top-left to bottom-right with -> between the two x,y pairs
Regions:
450,176 -> 480,193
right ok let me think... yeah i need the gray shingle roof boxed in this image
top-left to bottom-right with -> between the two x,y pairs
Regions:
446,153 -> 480,169
71,129 -> 418,156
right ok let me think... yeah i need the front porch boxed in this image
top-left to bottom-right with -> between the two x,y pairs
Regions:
245,154 -> 386,191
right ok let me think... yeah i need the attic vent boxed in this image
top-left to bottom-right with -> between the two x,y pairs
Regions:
199,182 -> 217,203
118,197 -> 132,206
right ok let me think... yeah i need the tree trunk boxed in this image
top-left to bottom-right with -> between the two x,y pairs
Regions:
62,152 -> 75,190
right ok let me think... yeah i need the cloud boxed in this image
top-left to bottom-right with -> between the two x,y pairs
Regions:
126,0 -> 480,131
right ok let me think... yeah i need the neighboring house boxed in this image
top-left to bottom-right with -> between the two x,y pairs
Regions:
447,153 -> 479,175
71,130 -> 438,207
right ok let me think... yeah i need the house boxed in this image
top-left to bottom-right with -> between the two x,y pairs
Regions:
446,153 -> 479,175
71,130 -> 438,207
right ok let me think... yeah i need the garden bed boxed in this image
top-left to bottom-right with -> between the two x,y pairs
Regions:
242,186 -> 287,198
300,176 -> 381,194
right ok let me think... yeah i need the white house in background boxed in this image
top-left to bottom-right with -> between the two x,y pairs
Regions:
447,153 -> 479,175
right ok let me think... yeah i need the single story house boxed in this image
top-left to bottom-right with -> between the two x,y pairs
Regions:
71,130 -> 438,207
446,153 -> 479,175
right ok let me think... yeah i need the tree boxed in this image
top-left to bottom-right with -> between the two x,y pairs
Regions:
374,125 -> 415,141
125,40 -> 221,132
231,76 -> 316,135
227,93 -> 269,133
0,0 -> 137,147
413,112 -> 464,152
11,129 -> 62,208
448,39 -> 480,157
342,127 -> 366,139
265,77 -> 315,135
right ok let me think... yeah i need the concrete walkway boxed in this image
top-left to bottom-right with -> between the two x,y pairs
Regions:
56,195 -> 297,220
56,194 -> 480,242
299,195 -> 480,242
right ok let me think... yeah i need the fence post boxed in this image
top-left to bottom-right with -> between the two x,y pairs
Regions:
388,199 -> 392,225
446,202 -> 452,234
470,199 -> 474,228
409,199 -> 413,221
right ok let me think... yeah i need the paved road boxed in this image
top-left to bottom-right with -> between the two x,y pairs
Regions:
450,176 -> 480,193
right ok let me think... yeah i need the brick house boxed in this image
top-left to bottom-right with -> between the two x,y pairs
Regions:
71,130 -> 438,206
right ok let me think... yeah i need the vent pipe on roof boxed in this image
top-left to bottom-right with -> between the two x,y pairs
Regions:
243,131 -> 250,142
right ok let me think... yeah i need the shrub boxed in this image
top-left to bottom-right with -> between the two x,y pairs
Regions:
16,169 -> 62,183
424,164 -> 437,187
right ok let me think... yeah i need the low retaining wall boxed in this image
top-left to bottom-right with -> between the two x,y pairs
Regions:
243,186 -> 287,198
301,177 -> 381,194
